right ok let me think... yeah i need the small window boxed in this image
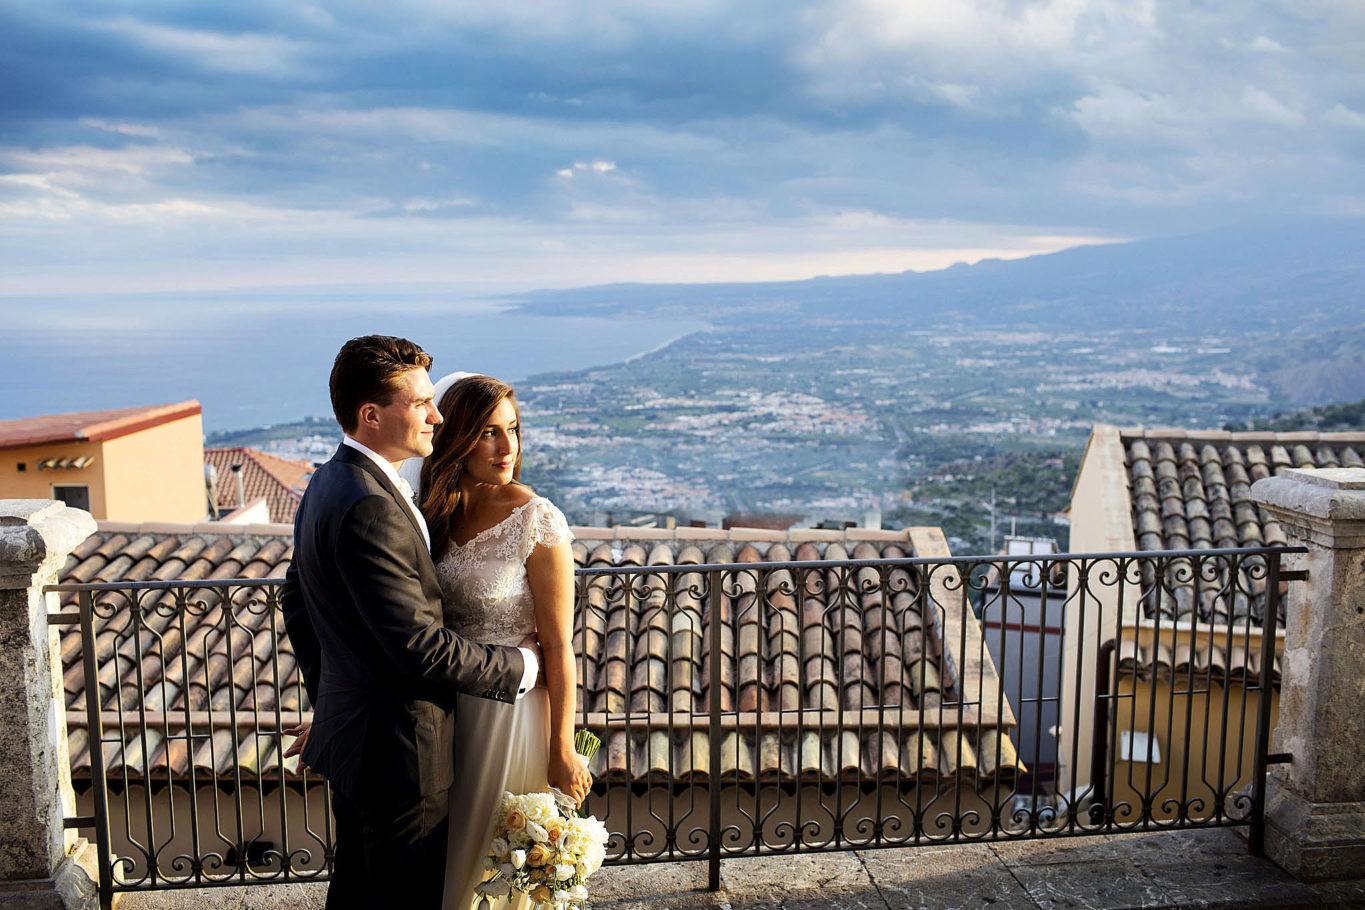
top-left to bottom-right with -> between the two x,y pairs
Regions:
16,463 -> 25,472
52,484 -> 90,511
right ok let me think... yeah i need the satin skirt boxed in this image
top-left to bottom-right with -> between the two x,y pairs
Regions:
442,687 -> 551,910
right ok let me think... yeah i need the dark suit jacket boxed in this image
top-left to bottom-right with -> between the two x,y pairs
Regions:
280,443 -> 525,803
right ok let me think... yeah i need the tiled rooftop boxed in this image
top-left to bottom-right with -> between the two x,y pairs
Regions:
1115,428 -> 1365,679
56,522 -> 1022,792
1121,429 -> 1365,556
0,401 -> 202,450
205,447 -> 313,524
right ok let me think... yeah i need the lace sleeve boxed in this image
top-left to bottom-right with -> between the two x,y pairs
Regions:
526,498 -> 574,553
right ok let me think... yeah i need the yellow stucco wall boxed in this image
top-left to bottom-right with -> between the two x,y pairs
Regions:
0,412 -> 205,522
100,413 -> 206,523
1106,675 -> 1280,824
1059,425 -> 1137,799
0,440 -> 109,516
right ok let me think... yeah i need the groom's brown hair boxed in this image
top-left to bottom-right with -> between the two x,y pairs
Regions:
329,335 -> 434,434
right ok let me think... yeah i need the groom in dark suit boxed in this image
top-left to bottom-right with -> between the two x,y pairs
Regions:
281,335 -> 538,909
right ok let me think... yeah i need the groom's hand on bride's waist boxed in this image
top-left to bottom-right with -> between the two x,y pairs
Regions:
518,633 -> 547,688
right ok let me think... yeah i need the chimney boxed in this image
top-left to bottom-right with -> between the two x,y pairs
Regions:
231,463 -> 245,508
204,463 -> 219,519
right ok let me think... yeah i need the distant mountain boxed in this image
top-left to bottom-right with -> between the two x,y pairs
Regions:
1254,325 -> 1365,405
509,220 -> 1365,335
1230,395 -> 1365,431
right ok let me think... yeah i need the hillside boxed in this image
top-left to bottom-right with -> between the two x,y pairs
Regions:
510,220 -> 1365,337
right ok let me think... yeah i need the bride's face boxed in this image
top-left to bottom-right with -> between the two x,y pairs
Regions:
463,397 -> 520,487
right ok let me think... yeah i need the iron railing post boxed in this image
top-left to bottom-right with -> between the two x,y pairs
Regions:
78,588 -> 115,910
707,570 -> 723,892
1089,639 -> 1116,826
1248,551 -> 1282,856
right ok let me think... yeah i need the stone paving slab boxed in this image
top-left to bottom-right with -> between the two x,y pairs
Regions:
111,829 -> 1365,910
858,843 -> 1035,909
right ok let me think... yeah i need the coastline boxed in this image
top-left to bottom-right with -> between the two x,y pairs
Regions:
620,324 -> 710,365
1,306 -> 708,432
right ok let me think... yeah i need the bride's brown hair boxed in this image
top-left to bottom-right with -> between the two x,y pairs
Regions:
419,374 -> 524,556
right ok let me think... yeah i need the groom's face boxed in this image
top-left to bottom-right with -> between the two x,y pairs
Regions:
362,367 -> 442,464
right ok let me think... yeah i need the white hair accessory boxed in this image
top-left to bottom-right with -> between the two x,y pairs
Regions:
398,370 -> 472,497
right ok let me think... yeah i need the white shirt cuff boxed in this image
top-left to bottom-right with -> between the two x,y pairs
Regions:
515,647 -> 539,699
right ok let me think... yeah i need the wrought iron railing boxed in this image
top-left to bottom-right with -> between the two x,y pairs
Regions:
47,545 -> 1301,907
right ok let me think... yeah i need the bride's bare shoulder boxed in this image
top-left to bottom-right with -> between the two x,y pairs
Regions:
499,482 -> 536,510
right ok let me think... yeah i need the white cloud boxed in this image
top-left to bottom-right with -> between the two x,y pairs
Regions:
0,144 -> 197,198
7,144 -> 193,171
1248,35 -> 1287,53
402,196 -> 477,212
78,118 -> 162,138
97,17 -> 314,78
1242,87 -> 1305,126
558,160 -> 618,177
1325,103 -> 1365,128
556,160 -> 623,182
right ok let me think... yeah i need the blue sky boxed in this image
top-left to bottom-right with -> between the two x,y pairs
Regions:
2,0 -> 1362,297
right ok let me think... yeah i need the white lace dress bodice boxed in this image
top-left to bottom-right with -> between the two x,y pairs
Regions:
434,497 -> 573,647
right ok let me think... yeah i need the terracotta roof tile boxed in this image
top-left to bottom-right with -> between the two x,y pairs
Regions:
206,448 -> 313,524
0,401 -> 201,450
58,523 -> 1019,790
1119,428 -> 1365,635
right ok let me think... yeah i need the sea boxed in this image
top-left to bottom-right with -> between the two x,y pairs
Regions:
0,290 -> 704,431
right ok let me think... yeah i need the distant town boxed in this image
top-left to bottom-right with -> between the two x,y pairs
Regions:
210,321 -> 1311,555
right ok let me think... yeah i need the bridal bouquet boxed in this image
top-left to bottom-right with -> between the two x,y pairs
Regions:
475,731 -> 607,910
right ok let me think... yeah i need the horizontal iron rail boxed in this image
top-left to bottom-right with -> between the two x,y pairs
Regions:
43,544 -> 1310,593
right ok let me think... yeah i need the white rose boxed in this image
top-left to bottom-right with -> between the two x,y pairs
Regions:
570,884 -> 588,901
553,890 -> 572,904
555,863 -> 575,880
491,837 -> 510,859
526,820 -> 550,843
511,849 -> 527,869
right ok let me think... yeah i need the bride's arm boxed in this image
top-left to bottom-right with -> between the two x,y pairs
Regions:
527,538 -> 592,804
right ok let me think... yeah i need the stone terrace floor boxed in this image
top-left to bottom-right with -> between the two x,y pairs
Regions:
117,828 -> 1365,910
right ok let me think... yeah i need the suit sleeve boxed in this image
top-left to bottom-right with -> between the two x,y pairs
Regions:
334,493 -> 527,702
280,559 -> 322,707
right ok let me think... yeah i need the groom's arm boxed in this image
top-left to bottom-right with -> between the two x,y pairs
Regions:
334,493 -> 527,702
279,559 -> 322,706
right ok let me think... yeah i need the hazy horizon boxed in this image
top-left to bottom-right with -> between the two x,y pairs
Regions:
4,1 -> 1362,308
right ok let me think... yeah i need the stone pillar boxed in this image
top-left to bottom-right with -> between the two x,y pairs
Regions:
1251,467 -> 1365,882
0,500 -> 98,909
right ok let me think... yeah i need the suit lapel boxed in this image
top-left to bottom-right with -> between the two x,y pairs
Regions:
333,445 -> 431,554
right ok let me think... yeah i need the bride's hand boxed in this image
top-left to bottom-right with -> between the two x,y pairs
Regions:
548,747 -> 592,806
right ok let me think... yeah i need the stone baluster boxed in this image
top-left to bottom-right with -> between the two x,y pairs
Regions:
0,500 -> 98,909
1251,467 -> 1365,881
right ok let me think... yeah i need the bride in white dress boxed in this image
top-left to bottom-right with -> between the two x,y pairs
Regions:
411,372 -> 592,910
